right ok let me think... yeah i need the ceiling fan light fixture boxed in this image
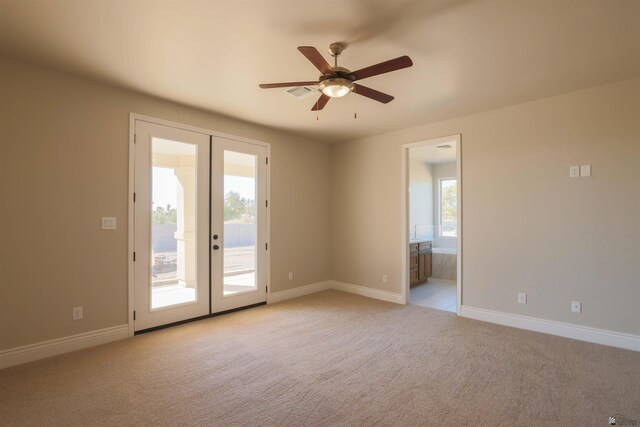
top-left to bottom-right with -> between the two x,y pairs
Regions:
319,78 -> 354,98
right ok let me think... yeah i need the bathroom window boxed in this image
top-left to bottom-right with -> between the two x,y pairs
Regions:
439,178 -> 457,237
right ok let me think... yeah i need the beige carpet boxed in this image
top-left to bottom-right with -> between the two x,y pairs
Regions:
1,290 -> 638,426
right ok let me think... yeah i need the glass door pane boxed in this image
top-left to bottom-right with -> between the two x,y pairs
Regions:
223,150 -> 257,295
151,138 -> 198,309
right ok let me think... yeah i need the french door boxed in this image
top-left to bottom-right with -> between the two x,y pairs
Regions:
211,138 -> 268,312
133,119 -> 268,331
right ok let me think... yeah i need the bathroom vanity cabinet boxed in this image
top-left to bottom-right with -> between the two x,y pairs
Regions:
409,241 -> 432,285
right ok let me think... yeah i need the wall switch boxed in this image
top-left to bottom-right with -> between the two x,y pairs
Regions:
72,306 -> 83,320
580,164 -> 591,177
102,217 -> 116,230
571,301 -> 582,313
518,293 -> 527,304
382,274 -> 388,283
288,272 -> 293,280
569,166 -> 580,178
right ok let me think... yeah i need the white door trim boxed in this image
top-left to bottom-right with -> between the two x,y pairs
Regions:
128,113 -> 271,335
400,134 -> 462,314
128,116 -> 136,336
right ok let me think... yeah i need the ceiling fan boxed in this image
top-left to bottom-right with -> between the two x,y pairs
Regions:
259,43 -> 413,111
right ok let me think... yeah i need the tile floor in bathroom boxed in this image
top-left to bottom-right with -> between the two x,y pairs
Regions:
410,278 -> 457,312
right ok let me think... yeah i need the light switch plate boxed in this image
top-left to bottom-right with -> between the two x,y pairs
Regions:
580,164 -> 591,177
102,217 -> 116,230
569,166 -> 580,178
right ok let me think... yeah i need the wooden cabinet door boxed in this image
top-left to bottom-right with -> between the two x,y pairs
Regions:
409,268 -> 418,284
409,243 -> 433,285
409,254 -> 418,269
418,253 -> 426,281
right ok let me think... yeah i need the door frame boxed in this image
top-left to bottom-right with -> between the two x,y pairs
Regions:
127,113 -> 271,336
400,134 -> 462,314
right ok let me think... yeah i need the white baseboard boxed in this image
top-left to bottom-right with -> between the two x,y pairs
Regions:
1,280 -> 396,370
268,281 -> 332,304
460,306 -> 640,352
330,281 -> 404,304
268,280 -> 404,305
0,324 -> 129,370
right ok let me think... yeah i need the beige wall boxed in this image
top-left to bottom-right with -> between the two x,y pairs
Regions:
2,54 -> 639,351
0,57 -> 331,350
331,77 -> 640,335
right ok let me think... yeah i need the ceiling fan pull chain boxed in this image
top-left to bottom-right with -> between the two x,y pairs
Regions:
353,86 -> 357,119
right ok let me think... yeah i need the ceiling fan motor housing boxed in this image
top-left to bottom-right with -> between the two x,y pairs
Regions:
322,66 -> 355,80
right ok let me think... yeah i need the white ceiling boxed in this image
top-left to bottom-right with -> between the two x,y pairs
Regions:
411,141 -> 457,164
1,0 -> 639,143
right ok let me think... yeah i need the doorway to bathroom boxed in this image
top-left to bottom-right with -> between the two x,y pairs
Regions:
401,135 -> 461,313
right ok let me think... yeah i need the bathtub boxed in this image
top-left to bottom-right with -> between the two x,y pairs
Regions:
431,247 -> 457,255
431,248 -> 457,280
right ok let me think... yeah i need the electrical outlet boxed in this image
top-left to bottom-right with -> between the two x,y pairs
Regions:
518,293 -> 527,304
569,165 -> 580,178
72,306 -> 83,320
288,272 -> 293,280
571,301 -> 582,313
382,274 -> 388,283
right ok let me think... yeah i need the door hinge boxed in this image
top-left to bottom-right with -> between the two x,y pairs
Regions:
133,252 -> 136,262
265,243 -> 268,250
266,286 -> 268,293
133,192 -> 136,202
266,157 -> 268,165
265,200 -> 268,207
134,134 -> 137,143
133,310 -> 136,321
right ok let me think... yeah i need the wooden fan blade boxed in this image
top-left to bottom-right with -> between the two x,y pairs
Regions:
259,81 -> 319,89
348,55 -> 413,81
353,84 -> 394,103
311,94 -> 331,111
298,46 -> 334,76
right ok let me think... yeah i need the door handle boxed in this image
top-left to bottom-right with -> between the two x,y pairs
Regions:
213,244 -> 220,250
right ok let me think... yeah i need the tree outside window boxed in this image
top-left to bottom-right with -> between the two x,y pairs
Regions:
152,204 -> 177,224
224,190 -> 256,223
